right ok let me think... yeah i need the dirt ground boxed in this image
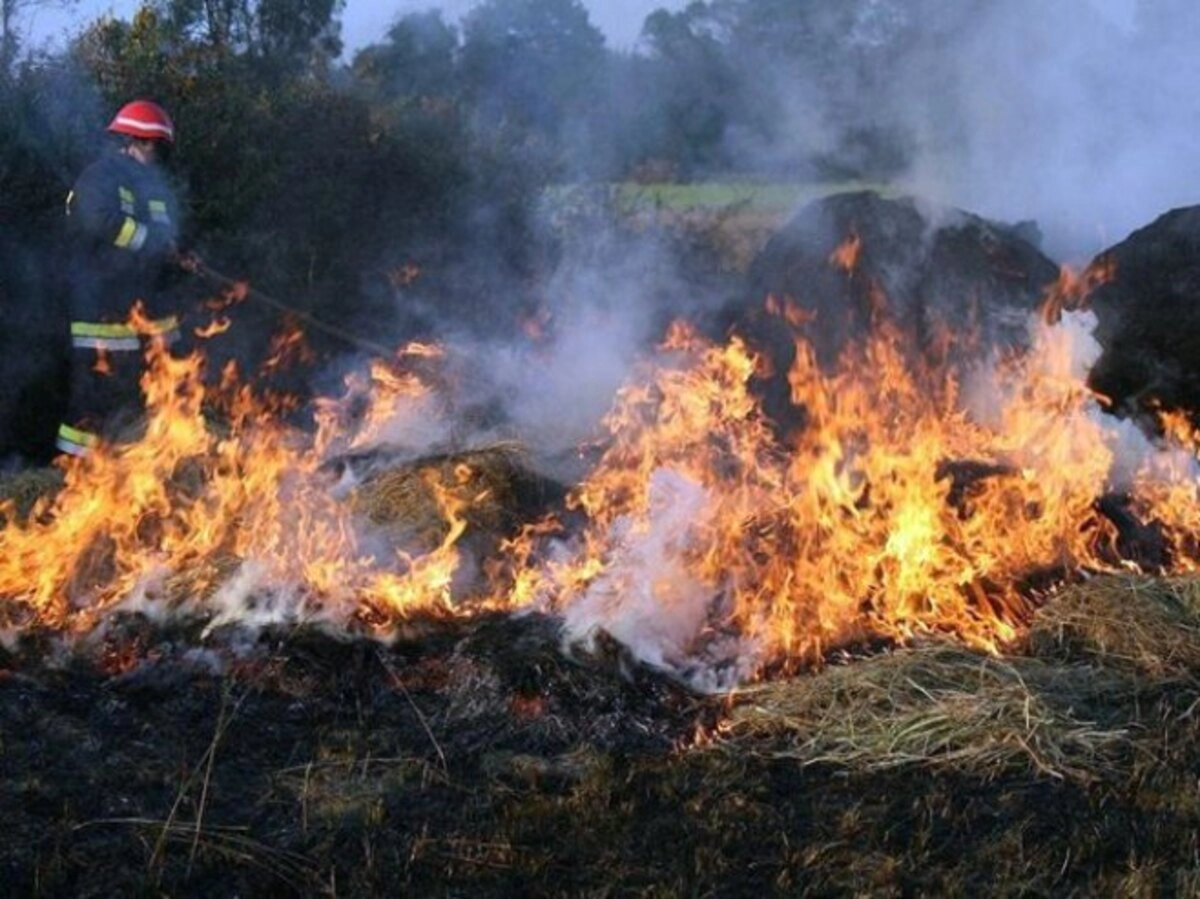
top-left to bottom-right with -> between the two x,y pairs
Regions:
3,575 -> 1199,898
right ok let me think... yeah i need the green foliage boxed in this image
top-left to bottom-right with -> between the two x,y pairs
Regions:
350,11 -> 457,103
157,0 -> 343,74
6,0 -> 1139,394
460,0 -> 605,153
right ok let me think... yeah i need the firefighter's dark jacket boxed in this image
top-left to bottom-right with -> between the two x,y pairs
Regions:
64,148 -> 182,324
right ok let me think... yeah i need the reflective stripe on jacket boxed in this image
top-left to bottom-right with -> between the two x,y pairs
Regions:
55,423 -> 98,457
69,315 -> 180,351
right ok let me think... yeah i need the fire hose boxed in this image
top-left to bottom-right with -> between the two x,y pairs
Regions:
191,262 -> 395,358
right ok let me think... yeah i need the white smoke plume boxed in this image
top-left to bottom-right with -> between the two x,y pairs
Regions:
898,0 -> 1200,261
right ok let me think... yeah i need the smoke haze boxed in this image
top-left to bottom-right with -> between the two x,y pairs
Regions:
895,0 -> 1200,259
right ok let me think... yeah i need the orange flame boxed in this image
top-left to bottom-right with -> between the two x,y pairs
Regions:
313,347 -> 446,457
195,317 -> 232,339
1040,256 -> 1117,324
261,319 -> 314,373
829,230 -> 862,274
0,321 -> 465,637
486,304 -> 1200,680
5,267 -> 1200,687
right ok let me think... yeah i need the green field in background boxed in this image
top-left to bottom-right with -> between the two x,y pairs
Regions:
611,180 -> 893,213
543,181 -> 898,218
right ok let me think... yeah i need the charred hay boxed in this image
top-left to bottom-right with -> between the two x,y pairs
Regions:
3,574 -> 1200,895
722,191 -> 1060,436
1082,204 -> 1200,423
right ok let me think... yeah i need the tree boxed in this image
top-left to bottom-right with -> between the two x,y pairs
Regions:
459,0 -> 605,153
351,10 -> 458,103
636,3 -> 748,176
159,0 -> 343,77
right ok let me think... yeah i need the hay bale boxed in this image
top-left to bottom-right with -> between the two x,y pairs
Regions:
1026,575 -> 1200,677
721,645 -> 1132,782
1082,205 -> 1200,420
720,191 -> 1059,435
350,442 -> 565,551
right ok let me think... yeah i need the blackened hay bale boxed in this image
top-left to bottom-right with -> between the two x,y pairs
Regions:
1082,205 -> 1200,420
722,191 -> 1059,435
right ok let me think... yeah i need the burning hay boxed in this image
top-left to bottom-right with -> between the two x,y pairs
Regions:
8,189 -> 1200,892
348,441 -> 565,552
7,194 -> 1200,679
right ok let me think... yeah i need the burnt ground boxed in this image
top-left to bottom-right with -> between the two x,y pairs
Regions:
5,193 -> 1200,897
3,578 -> 1200,899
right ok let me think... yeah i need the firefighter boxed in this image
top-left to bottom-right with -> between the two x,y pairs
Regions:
57,99 -> 200,457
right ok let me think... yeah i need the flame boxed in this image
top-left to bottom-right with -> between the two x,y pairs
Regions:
765,294 -> 816,329
195,317 -> 232,339
829,230 -> 862,274
6,260 -> 1200,688
489,303 -> 1200,682
313,343 -> 448,457
261,319 -> 314,373
1040,257 -> 1117,324
205,279 -> 249,312
0,321 -> 464,637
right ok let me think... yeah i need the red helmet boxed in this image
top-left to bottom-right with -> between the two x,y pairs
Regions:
107,100 -> 175,143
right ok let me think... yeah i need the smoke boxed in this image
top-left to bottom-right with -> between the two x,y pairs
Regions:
896,0 -> 1200,261
715,0 -> 1198,261
473,232 -> 691,459
556,468 -> 754,692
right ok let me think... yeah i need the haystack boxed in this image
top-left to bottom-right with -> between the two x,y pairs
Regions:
722,645 -> 1133,782
719,190 -> 1059,435
1026,574 -> 1200,677
1082,205 -> 1200,420
348,441 -> 567,552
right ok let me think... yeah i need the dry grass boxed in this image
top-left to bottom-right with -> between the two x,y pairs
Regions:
349,442 -> 538,549
722,575 -> 1200,787
722,645 -> 1134,782
1026,575 -> 1200,676
5,578 -> 1200,896
5,452 -> 1200,896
